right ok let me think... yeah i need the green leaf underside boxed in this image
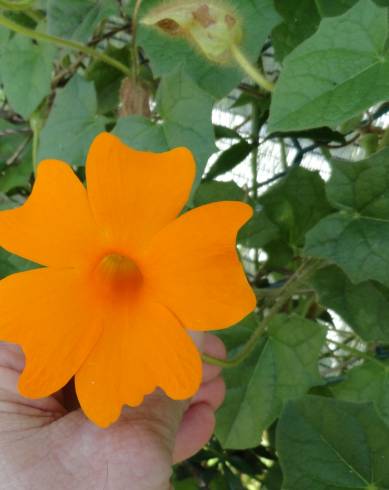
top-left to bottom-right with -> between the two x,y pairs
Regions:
216,315 -> 326,449
206,141 -> 253,180
137,0 -> 281,98
114,67 -> 216,187
37,76 -> 106,166
268,0 -> 389,132
278,396 -> 389,490
0,36 -> 55,119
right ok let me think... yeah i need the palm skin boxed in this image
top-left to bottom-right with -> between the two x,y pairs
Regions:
0,334 -> 226,490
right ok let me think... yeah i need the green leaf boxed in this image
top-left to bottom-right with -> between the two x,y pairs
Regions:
114,67 -> 215,185
0,193 -> 18,210
315,0 -> 389,17
306,212 -> 389,287
137,0 -> 281,98
238,210 -> 279,249
272,0 -> 321,61
268,0 -> 389,132
214,124 -> 242,141
0,248 -> 37,279
306,149 -> 389,287
38,76 -> 106,166
269,126 -> 346,145
215,313 -> 257,354
193,181 -> 245,207
0,35 -> 55,119
0,196 -> 36,278
239,168 -> 332,250
332,361 -> 389,426
205,141 -> 253,180
326,148 -> 389,218
173,479 -> 199,490
0,25 -> 10,49
47,0 -> 117,42
256,167 -> 332,248
311,265 -> 389,342
216,315 -> 326,449
277,396 -> 389,490
264,239 -> 294,269
0,121 -> 30,167
0,158 -> 32,193
263,464 -> 283,490
85,44 -> 130,114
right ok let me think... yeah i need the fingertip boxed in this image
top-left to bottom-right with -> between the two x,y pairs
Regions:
173,402 -> 215,464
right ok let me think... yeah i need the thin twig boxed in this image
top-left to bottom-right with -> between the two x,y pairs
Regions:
0,127 -> 31,137
6,135 -> 32,166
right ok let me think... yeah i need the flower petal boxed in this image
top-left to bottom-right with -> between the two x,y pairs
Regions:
75,300 -> 202,428
0,268 -> 102,398
86,132 -> 196,253
141,201 -> 256,330
0,160 -> 101,267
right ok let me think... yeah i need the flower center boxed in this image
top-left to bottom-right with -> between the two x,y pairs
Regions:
94,253 -> 143,301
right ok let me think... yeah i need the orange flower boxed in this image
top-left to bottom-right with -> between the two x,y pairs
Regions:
0,133 -> 255,427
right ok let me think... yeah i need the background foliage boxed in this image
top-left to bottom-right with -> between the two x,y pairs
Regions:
1,0 -> 389,488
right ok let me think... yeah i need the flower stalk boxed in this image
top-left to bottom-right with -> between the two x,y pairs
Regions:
230,43 -> 273,92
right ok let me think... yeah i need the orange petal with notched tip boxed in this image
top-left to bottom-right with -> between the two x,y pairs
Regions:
140,201 -> 256,331
0,160 -> 102,268
85,132 -> 196,254
75,300 -> 202,428
0,268 -> 102,398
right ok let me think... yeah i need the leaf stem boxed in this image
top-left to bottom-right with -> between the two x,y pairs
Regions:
279,138 -> 288,170
0,14 -> 132,77
230,43 -> 274,92
203,258 -> 321,368
0,0 -> 34,10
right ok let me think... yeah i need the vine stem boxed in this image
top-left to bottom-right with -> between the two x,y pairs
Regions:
230,43 -> 274,92
251,102 -> 260,272
329,339 -> 382,367
131,0 -> 143,82
0,14 -> 132,77
203,258 -> 321,368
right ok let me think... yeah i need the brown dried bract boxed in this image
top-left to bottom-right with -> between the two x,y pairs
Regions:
225,13 -> 236,29
192,4 -> 216,27
156,18 -> 183,35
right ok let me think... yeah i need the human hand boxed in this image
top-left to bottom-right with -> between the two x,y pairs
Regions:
0,333 -> 226,490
